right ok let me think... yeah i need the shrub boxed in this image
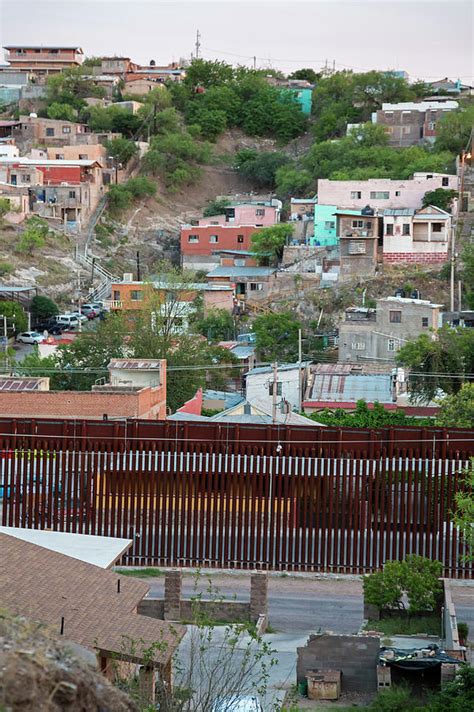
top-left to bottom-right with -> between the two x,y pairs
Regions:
0,261 -> 13,276
16,216 -> 49,255
30,295 -> 59,321
125,176 -> 156,199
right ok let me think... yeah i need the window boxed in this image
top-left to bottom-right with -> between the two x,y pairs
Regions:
402,126 -> 411,135
113,290 -> 120,301
366,221 -> 372,229
21,174 -> 31,183
209,235 -> 219,243
269,382 -> 282,396
255,208 -> 265,216
55,154 -> 64,160
442,177 -> 449,187
432,223 -> 442,233
389,310 -> 402,323
386,223 -> 394,236
422,317 -> 429,327
237,234 -> 244,243
395,190 -> 401,197
46,128 -> 55,137
78,154 -> 88,160
130,290 -> 143,301
62,126 -> 71,134
250,283 -> 264,291
348,240 -> 366,255
69,190 -> 76,198
350,191 -> 362,199
428,122 -> 435,131
188,235 -> 199,243
352,220 -> 364,229
370,191 -> 390,199
388,338 -> 399,352
210,221 -> 219,225
324,221 -> 335,230
402,224 -> 410,236
351,342 -> 366,350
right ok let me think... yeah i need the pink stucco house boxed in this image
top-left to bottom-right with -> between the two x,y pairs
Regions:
383,205 -> 451,264
195,203 -> 281,227
317,173 -> 458,211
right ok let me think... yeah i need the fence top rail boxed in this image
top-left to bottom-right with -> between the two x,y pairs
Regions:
0,418 -> 472,459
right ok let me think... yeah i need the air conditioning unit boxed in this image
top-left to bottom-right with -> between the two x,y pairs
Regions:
123,272 -> 133,282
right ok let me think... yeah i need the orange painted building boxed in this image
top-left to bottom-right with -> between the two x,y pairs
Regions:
3,45 -> 84,74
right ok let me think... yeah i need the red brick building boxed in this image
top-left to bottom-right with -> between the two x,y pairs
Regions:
181,225 -> 263,271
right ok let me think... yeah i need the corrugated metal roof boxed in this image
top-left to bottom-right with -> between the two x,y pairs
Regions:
0,378 -> 43,391
207,266 -> 275,278
108,359 -> 162,370
0,284 -> 34,293
383,208 -> 416,216
247,362 -> 308,376
309,373 -> 393,404
230,345 -> 255,359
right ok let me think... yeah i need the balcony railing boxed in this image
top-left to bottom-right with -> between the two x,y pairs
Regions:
103,300 -> 123,310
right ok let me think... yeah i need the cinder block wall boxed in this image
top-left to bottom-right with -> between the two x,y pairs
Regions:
297,634 -> 380,693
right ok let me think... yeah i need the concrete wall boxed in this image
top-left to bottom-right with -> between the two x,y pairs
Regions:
443,580 -> 461,652
246,367 -> 302,412
297,634 -> 380,692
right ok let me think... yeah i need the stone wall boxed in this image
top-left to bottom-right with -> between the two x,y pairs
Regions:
297,634 -> 380,693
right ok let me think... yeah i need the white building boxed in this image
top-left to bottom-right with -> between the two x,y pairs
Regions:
245,363 -> 308,412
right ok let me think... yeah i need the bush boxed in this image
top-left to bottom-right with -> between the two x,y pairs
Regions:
125,176 -> 156,199
0,261 -> 13,276
107,184 -> 133,212
104,137 -> 138,166
30,295 -> 59,321
46,102 -> 77,121
16,216 -> 49,255
363,555 -> 443,615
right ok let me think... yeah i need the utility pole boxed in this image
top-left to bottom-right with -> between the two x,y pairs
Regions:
2,315 -> 7,367
272,362 -> 278,424
136,251 -> 141,281
450,224 -> 456,312
297,329 -> 302,413
91,257 -> 96,285
253,55 -> 257,70
458,279 -> 462,312
195,30 -> 201,60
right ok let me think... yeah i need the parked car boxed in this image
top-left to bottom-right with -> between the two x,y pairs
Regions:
47,323 -> 65,336
81,304 -> 99,319
55,314 -> 80,328
68,312 -> 88,323
16,331 -> 46,344
211,696 -> 263,712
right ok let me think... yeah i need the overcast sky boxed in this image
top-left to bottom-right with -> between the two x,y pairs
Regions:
1,0 -> 472,81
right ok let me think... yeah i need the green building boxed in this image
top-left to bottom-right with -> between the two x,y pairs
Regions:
310,204 -> 338,246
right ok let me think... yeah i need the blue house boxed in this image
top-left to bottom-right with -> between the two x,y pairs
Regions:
310,204 -> 338,246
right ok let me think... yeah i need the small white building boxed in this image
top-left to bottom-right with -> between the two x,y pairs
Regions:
383,204 -> 451,265
245,363 -> 308,412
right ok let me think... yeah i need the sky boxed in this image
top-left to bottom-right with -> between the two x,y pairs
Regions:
0,0 -> 472,81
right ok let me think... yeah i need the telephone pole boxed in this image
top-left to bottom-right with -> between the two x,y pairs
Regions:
272,362 -> 278,424
253,55 -> 257,70
195,30 -> 201,60
297,329 -> 302,412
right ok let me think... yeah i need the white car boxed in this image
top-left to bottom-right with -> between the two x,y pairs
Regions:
16,331 -> 45,344
68,312 -> 88,323
211,696 -> 263,712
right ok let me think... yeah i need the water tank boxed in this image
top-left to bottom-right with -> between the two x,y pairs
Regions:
29,112 -> 38,118
361,204 -> 375,216
411,289 -> 421,299
395,288 -> 405,298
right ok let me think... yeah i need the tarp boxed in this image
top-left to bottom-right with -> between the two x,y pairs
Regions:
380,644 -> 462,672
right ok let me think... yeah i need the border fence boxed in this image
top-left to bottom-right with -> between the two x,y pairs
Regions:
0,418 -> 472,577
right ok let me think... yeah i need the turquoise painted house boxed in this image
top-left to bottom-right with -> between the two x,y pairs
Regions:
311,204 -> 338,246
288,87 -> 313,115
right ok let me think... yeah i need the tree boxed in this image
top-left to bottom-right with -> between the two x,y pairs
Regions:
104,137 -> 138,165
253,311 -> 301,361
184,59 -> 235,89
203,198 -> 230,218
396,327 -> 474,403
0,197 -> 11,218
16,216 -> 49,255
0,301 -> 28,335
235,150 -> 290,189
251,224 -> 294,265
30,295 -> 59,322
289,68 -> 319,83
190,107 -> 227,140
124,176 -> 156,199
461,242 -> 474,308
310,400 -> 430,427
422,188 -> 458,212
275,165 -> 313,197
87,105 -> 142,137
46,102 -> 77,121
436,383 -> 474,427
151,107 -> 180,134
107,184 -> 133,212
143,130 -> 211,189
435,104 -> 474,154
46,67 -> 104,109
194,308 -> 234,341
453,459 -> 474,561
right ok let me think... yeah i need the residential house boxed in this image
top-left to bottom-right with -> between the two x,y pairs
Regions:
45,143 -> 107,163
264,76 -> 314,114
428,78 -> 472,95
218,340 -> 256,372
13,115 -> 91,148
180,202 -> 280,271
382,205 -> 451,264
123,76 -> 167,95
0,120 -> 22,138
2,45 -> 84,75
317,173 -> 458,211
98,57 -> 137,75
290,197 -> 317,220
0,358 -> 167,420
202,389 -> 245,411
206,265 -> 276,305
303,364 -> 395,413
107,276 -> 235,318
245,363 -> 308,413
373,100 -> 459,146
0,143 -> 19,158
312,204 -> 338,246
208,399 -> 317,426
0,532 -> 185,693
338,296 -> 443,363
339,234 -> 379,280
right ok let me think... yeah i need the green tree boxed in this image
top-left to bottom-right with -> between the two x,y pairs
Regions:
184,59 -> 235,89
435,104 -> 474,154
251,223 -> 294,265
104,137 -> 138,165
0,197 -> 11,219
107,184 -> 133,212
16,216 -> 49,255
461,242 -> 474,308
235,149 -> 290,188
0,301 -> 28,335
396,327 -> 474,402
87,105 -> 141,137
143,130 -> 211,189
253,311 -> 301,361
194,308 -> 234,341
310,400 -> 428,427
288,68 -> 319,83
436,384 -> 474,428
275,165 -> 313,197
46,102 -> 77,121
202,198 -> 230,218
151,107 -> 180,134
190,107 -> 227,140
422,188 -> 458,212
30,295 -> 59,322
46,67 -> 104,109
124,176 -> 156,199
453,459 -> 474,560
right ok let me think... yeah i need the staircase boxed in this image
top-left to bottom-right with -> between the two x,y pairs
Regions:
75,248 -> 120,303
